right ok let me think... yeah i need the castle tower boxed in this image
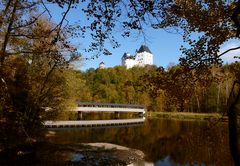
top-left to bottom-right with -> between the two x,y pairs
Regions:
135,45 -> 153,67
121,52 -> 137,69
121,45 -> 153,69
99,62 -> 106,69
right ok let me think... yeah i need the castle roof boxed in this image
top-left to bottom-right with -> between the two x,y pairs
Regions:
137,45 -> 152,54
99,61 -> 106,69
122,52 -> 135,59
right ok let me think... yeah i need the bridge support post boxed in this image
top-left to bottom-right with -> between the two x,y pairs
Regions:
138,112 -> 144,117
114,112 -> 120,119
77,111 -> 83,120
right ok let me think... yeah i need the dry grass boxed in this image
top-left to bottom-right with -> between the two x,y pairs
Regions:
146,111 -> 223,120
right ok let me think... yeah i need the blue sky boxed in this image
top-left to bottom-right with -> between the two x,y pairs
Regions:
79,28 -> 183,70
44,3 -> 240,71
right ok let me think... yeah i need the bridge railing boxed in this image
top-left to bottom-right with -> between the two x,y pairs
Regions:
76,102 -> 144,109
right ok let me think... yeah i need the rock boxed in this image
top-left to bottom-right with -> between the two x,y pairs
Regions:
0,142 -> 145,165
36,142 -> 145,165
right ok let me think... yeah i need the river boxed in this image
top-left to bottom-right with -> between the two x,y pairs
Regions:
47,118 -> 234,166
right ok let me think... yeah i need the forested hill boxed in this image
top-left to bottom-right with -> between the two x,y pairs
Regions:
74,62 -> 240,113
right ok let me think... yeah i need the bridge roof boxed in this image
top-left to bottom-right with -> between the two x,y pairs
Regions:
76,102 -> 144,108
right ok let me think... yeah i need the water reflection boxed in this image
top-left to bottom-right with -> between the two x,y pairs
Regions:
48,119 -> 234,166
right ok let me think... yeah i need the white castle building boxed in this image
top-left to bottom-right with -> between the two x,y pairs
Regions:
121,45 -> 153,69
99,61 -> 106,69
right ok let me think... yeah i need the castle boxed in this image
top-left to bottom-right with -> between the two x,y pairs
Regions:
99,62 -> 106,69
98,45 -> 153,69
121,45 -> 153,69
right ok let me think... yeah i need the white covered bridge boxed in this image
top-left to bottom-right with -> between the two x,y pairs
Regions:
75,102 -> 145,113
73,102 -> 145,119
44,102 -> 146,128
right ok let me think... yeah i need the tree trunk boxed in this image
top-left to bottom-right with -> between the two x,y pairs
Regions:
227,82 -> 240,166
196,94 -> 200,112
226,80 -> 229,104
180,101 -> 184,112
217,85 -> 220,112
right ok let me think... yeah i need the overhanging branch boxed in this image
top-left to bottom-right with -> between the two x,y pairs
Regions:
218,46 -> 240,57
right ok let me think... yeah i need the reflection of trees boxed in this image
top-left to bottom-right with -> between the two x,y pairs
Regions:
49,119 -> 234,165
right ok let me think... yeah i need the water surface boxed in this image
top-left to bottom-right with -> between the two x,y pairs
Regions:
47,118 -> 234,166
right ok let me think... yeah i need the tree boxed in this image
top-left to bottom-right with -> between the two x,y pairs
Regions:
148,1 -> 240,165
0,1 -> 80,147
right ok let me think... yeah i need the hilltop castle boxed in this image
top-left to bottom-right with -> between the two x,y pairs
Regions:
121,45 -> 153,69
98,45 -> 153,69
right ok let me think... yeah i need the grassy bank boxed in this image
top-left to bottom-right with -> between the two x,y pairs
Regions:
146,112 -> 225,121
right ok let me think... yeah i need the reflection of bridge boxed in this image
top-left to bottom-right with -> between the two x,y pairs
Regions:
73,102 -> 145,119
44,118 -> 145,128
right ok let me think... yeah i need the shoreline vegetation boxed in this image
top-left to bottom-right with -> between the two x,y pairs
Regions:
146,112 -> 228,122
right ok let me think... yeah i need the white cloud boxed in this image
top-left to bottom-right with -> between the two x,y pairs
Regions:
219,42 -> 240,64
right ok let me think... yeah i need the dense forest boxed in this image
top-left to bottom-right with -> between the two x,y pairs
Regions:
73,62 -> 240,113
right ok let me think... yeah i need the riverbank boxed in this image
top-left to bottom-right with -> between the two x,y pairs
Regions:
0,142 -> 144,165
146,112 -> 226,121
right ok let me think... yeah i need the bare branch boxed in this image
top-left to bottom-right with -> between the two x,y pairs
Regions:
6,50 -> 61,56
40,0 -> 52,18
9,33 -> 48,39
218,46 -> 240,57
1,0 -> 19,65
0,0 -> 13,29
13,10 -> 46,30
51,0 -> 73,43
4,0 -> 12,14
38,63 -> 57,99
